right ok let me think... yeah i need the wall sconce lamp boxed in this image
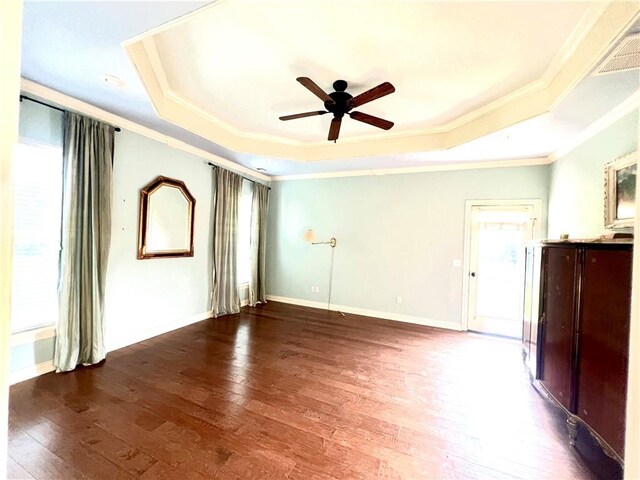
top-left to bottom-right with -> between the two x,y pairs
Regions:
303,229 -> 342,315
303,229 -> 336,248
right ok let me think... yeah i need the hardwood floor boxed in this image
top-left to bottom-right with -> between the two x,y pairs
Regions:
8,302 -> 619,479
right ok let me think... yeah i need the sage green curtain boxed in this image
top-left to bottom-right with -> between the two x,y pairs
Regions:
249,183 -> 269,306
212,168 -> 243,316
54,113 -> 114,373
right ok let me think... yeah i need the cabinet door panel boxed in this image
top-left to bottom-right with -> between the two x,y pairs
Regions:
541,247 -> 577,411
578,248 -> 632,458
523,246 -> 542,378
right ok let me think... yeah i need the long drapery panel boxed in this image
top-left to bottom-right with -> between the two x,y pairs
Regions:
249,183 -> 269,306
212,168 -> 243,316
55,113 -> 114,372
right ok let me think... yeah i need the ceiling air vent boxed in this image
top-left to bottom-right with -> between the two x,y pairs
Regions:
594,33 -> 640,76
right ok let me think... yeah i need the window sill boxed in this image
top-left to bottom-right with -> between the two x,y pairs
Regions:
11,325 -> 56,347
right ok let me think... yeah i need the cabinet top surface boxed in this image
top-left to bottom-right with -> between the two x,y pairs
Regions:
530,238 -> 633,248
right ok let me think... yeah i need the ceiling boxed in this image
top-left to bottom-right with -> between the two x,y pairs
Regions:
20,1 -> 640,176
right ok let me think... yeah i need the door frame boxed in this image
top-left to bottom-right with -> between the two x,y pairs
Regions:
1,0 -> 23,474
461,199 -> 543,332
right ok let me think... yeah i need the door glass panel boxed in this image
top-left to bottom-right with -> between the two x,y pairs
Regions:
475,223 -> 527,321
467,205 -> 534,338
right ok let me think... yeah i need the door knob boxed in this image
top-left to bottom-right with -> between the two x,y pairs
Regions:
470,272 -> 476,277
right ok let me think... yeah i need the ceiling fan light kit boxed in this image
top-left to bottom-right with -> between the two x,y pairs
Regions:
279,77 -> 396,143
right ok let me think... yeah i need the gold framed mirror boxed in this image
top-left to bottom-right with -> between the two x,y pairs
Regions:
604,152 -> 637,229
138,176 -> 195,259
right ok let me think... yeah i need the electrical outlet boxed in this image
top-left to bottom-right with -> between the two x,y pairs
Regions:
310,286 -> 315,293
452,259 -> 462,267
315,286 -> 320,293
396,296 -> 402,304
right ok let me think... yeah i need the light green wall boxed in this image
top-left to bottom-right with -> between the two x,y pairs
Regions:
548,111 -> 639,238
267,165 -> 549,327
106,129 -> 213,349
14,95 -> 637,371
10,338 -> 54,372
12,100 -> 216,375
18,99 -> 63,146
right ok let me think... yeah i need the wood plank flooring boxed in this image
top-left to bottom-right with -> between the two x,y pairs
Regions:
8,302 -> 620,479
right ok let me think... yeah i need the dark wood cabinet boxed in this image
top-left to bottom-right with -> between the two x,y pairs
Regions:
522,240 -> 632,465
522,245 -> 542,378
540,247 -> 579,411
576,248 -> 632,459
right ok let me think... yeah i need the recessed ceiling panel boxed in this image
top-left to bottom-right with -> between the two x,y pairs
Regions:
154,1 -> 589,139
123,0 -> 637,160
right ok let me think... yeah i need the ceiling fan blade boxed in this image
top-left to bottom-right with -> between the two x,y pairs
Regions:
328,117 -> 342,142
348,82 -> 395,109
349,111 -> 394,130
297,77 -> 334,104
279,111 -> 327,121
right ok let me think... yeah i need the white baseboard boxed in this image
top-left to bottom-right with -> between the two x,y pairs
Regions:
11,325 -> 56,347
106,310 -> 213,353
9,360 -> 55,385
10,303 -> 259,384
10,294 -> 450,385
240,283 -> 250,307
266,295 -> 461,331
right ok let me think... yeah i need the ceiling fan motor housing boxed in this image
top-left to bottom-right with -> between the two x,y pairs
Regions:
325,80 -> 353,118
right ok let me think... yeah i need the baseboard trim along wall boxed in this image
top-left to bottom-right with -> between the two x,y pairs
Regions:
266,295 -> 462,331
10,286 -> 253,385
108,291 -> 251,353
106,310 -> 214,353
9,360 -> 55,385
10,294 -> 453,385
11,310 -> 216,385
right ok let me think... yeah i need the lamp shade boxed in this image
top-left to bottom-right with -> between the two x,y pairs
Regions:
303,229 -> 317,243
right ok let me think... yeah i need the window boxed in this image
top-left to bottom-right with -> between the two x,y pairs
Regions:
237,179 -> 253,285
10,142 -> 63,333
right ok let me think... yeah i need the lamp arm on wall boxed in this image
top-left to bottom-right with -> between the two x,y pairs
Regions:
304,232 -> 343,316
312,237 -> 337,248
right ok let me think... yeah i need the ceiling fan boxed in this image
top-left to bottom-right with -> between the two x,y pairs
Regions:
279,77 -> 395,142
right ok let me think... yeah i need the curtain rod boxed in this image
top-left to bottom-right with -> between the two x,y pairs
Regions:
19,95 -> 121,132
207,162 -> 271,190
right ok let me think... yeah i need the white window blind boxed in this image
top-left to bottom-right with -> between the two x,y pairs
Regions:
237,179 -> 253,285
10,142 -> 63,334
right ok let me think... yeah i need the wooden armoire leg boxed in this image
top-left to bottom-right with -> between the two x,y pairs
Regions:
567,415 -> 579,446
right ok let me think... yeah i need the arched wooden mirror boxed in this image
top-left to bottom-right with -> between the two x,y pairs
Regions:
138,176 -> 195,259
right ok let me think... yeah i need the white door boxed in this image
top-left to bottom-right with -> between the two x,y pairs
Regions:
466,204 -> 536,337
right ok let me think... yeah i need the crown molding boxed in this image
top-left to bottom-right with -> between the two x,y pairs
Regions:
546,89 -> 640,163
270,157 -> 552,181
402,1 -> 611,135
19,78 -> 270,182
272,88 -> 640,181
126,0 -> 607,139
124,1 -> 638,162
541,2 -> 610,85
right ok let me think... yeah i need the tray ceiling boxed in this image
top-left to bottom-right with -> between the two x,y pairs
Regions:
124,0 -> 637,161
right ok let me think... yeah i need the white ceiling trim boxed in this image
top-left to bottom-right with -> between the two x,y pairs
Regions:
159,1 -> 610,142
542,2 -> 610,84
270,157 -> 553,182
141,37 -> 170,111
271,89 -> 639,181
547,89 -> 640,162
19,78 -> 271,183
124,1 -> 639,161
